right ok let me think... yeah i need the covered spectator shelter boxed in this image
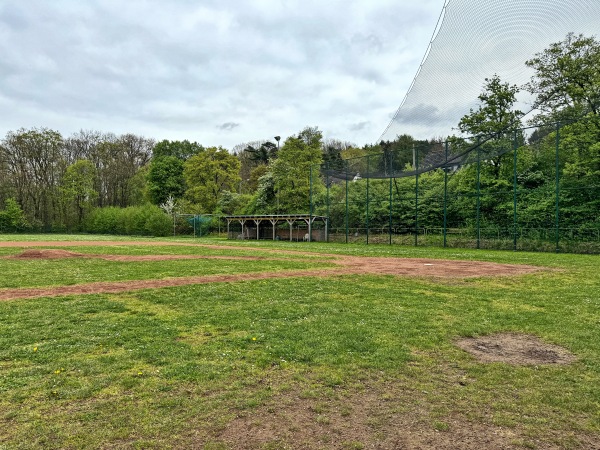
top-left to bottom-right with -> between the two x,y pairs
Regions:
224,214 -> 328,242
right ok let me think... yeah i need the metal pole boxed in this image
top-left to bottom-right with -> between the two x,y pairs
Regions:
389,172 -> 393,245
415,145 -> 419,247
309,166 -> 313,242
476,136 -> 481,249
389,158 -> 394,245
555,122 -> 560,252
366,155 -> 370,245
443,140 -> 448,248
345,160 -> 349,243
326,162 -> 330,243
513,130 -> 518,251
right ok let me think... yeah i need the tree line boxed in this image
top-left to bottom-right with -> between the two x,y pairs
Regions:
0,33 -> 598,241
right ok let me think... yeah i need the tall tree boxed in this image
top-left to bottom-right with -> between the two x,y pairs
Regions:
525,33 -> 600,119
458,75 -> 524,179
152,139 -> 204,160
322,139 -> 353,166
183,147 -> 241,213
270,127 -> 324,213
458,74 -> 523,136
0,128 -> 64,229
243,141 -> 278,165
147,140 -> 203,205
147,156 -> 186,205
92,134 -> 153,208
61,159 -> 98,229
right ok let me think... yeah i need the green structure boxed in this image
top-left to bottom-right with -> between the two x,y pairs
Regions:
310,118 -> 600,253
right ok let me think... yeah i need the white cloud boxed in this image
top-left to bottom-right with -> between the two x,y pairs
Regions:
0,0 -> 443,148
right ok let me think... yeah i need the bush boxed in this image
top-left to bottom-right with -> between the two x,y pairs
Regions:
84,205 -> 172,236
0,198 -> 29,232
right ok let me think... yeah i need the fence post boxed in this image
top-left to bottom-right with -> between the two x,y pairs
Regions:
366,155 -> 370,245
513,130 -> 518,251
345,159 -> 349,244
476,136 -> 481,249
389,172 -> 393,245
415,144 -> 419,247
443,140 -> 448,248
326,162 -> 330,243
555,121 -> 560,252
309,165 -> 313,242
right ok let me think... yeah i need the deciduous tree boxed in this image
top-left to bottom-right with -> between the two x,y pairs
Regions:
270,127 -> 324,213
525,33 -> 600,118
183,147 -> 241,213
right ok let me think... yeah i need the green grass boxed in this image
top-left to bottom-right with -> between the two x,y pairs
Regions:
0,235 -> 599,449
0,244 -> 335,289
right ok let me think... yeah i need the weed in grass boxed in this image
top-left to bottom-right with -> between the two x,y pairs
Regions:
433,421 -> 450,431
342,442 -> 365,450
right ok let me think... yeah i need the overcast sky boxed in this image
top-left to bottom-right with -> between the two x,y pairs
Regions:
0,0 -> 443,149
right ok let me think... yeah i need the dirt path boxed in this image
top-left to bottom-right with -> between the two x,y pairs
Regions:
0,241 -> 541,301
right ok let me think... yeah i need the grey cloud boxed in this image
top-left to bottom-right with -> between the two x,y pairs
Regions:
0,4 -> 28,29
349,121 -> 370,131
218,122 -> 240,131
393,103 -> 444,125
351,33 -> 383,54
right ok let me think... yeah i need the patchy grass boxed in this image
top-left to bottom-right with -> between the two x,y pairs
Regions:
0,235 -> 599,449
0,245 -> 335,289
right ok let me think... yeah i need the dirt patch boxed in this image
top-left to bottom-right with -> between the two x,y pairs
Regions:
97,254 -> 273,262
212,378 -> 585,450
11,249 -> 86,259
0,241 -> 542,301
455,333 -> 576,365
5,247 -> 286,263
336,256 -> 539,278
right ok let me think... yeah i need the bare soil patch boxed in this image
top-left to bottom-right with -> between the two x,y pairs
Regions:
336,256 -> 538,278
212,377 -> 595,450
455,333 -> 576,365
12,249 -> 86,259
0,241 -> 541,301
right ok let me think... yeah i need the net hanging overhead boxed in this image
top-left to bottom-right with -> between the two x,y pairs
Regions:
378,0 -> 600,142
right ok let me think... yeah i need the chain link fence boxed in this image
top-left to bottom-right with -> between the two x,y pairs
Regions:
311,118 -> 600,253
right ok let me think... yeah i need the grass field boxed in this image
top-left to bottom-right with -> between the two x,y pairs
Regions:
0,235 -> 599,449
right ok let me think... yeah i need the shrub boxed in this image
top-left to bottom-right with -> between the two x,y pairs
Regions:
84,205 -> 172,236
0,198 -> 29,232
